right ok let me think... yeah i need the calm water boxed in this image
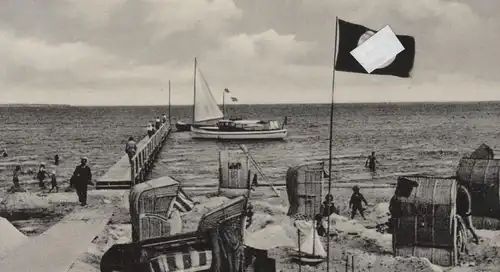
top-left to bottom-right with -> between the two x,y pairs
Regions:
1,102 -> 499,190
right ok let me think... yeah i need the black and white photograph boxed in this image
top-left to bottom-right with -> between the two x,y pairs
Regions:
0,1 -> 499,271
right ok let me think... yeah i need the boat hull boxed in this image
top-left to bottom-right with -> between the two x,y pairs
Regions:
175,121 -> 192,132
190,126 -> 287,140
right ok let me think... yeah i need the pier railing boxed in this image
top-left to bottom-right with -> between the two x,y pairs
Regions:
130,123 -> 170,186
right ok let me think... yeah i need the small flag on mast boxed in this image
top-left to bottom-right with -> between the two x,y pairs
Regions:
224,88 -> 230,93
335,19 -> 415,78
231,97 -> 238,102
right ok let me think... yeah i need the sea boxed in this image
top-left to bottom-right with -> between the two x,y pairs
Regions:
0,102 -> 499,191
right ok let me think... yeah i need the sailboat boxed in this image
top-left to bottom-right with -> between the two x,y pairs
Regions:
291,220 -> 327,264
189,58 -> 288,140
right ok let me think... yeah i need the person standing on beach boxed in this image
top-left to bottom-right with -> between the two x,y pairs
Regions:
349,185 -> 368,220
36,162 -> 47,189
457,184 -> 480,244
13,165 -> 21,189
48,170 -> 58,193
71,157 -> 93,206
125,137 -> 137,163
365,151 -> 379,172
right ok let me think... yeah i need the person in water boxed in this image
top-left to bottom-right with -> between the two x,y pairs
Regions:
54,154 -> 59,165
2,148 -> 8,158
365,151 -> 379,172
457,184 -> 480,244
349,185 -> 368,220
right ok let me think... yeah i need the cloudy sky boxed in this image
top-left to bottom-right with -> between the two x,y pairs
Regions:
0,0 -> 499,105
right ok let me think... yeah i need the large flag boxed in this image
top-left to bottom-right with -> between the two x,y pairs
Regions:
335,19 -> 415,78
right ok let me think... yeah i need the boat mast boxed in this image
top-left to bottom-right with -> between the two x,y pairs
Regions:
222,90 -> 226,117
168,80 -> 171,125
192,57 -> 197,124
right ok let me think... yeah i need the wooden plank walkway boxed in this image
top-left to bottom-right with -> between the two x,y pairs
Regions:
0,205 -> 115,272
97,135 -> 151,185
96,123 -> 171,189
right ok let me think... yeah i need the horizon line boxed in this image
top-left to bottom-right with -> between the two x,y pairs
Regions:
1,100 -> 500,107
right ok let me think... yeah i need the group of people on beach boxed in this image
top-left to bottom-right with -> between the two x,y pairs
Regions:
10,155 -> 93,206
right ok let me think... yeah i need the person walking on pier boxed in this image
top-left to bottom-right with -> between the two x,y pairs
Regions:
71,157 -> 93,206
125,137 -> 137,163
147,123 -> 154,137
162,114 -> 167,123
155,117 -> 161,130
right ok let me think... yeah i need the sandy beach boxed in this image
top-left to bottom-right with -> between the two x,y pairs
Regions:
2,184 -> 500,272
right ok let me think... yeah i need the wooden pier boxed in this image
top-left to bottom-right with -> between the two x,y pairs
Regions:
96,123 -> 171,189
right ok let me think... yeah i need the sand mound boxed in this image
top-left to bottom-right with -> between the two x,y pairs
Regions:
0,192 -> 51,212
0,217 -> 29,258
245,224 -> 296,250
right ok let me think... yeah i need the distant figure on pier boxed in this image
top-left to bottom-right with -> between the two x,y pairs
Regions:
349,185 -> 368,220
162,114 -> 167,123
252,173 -> 258,187
36,162 -> 47,189
2,148 -> 8,158
147,123 -> 154,138
70,157 -> 93,206
13,165 -> 21,189
365,151 -> 379,172
54,154 -> 59,165
125,137 -> 137,162
155,117 -> 161,130
48,170 -> 58,193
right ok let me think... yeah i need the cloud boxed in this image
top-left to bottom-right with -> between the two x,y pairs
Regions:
143,0 -> 242,39
0,0 -> 499,105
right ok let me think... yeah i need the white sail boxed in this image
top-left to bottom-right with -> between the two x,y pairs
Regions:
194,65 -> 224,123
294,220 -> 327,257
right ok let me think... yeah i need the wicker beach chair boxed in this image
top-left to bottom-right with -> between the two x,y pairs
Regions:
392,175 -> 459,267
456,157 -> 500,229
101,196 -> 250,272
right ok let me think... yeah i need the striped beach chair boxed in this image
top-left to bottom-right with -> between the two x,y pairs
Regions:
101,196 -> 249,272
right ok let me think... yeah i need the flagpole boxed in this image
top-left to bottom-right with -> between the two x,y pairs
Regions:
326,16 -> 339,272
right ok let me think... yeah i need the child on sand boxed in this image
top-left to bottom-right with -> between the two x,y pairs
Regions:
349,185 -> 368,220
48,170 -> 58,193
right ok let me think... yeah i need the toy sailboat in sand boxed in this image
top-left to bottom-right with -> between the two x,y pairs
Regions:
291,220 -> 327,263
286,162 -> 328,264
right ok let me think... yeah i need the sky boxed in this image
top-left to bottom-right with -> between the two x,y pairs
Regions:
1,0 -> 499,105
